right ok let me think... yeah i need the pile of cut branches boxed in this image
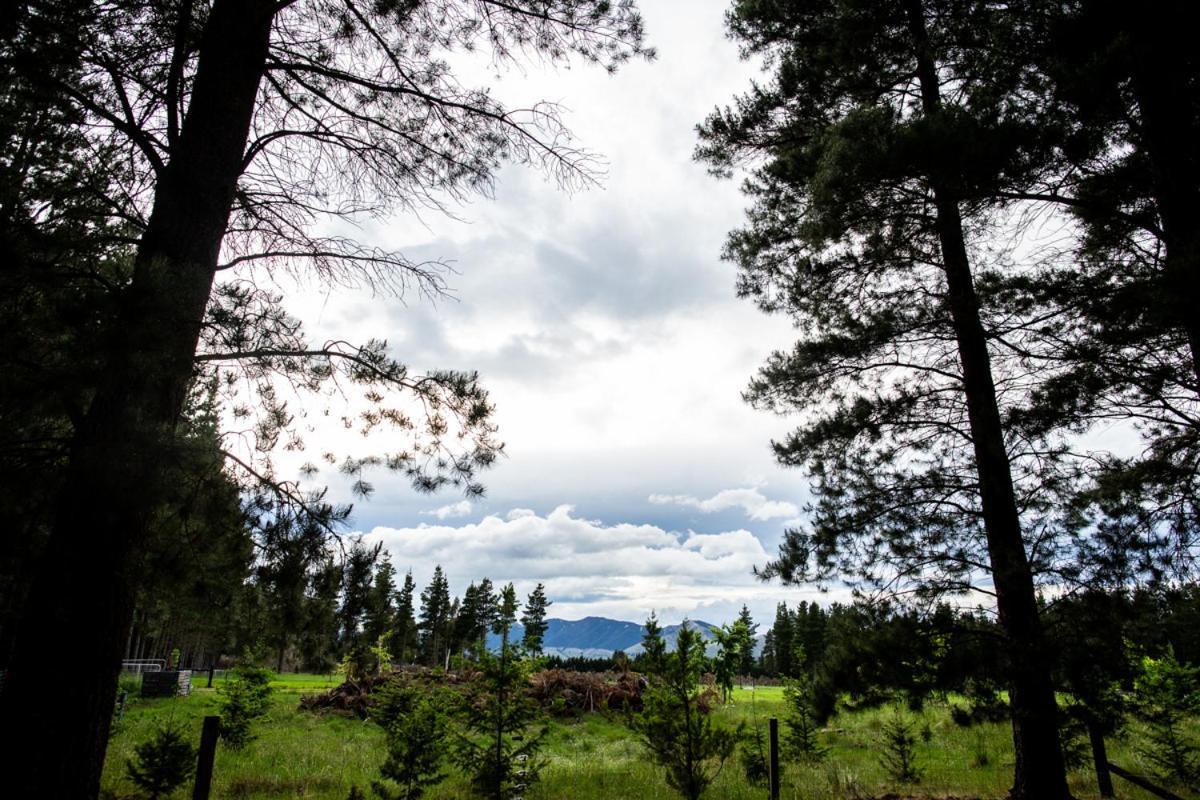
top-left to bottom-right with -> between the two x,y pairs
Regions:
300,666 -> 647,718
527,668 -> 647,714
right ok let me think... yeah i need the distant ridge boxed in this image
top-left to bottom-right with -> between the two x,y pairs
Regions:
486,616 -> 739,658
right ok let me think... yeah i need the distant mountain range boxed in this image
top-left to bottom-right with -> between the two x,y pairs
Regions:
486,616 -> 739,659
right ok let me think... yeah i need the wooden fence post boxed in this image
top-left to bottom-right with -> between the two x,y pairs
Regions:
192,715 -> 220,800
768,717 -> 780,800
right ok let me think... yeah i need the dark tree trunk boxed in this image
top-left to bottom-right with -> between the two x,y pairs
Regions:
0,2 -> 276,795
904,2 -> 1072,799
1088,720 -> 1114,798
1127,3 -> 1200,390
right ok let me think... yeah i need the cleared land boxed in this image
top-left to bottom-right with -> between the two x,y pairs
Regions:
99,673 -> 1190,799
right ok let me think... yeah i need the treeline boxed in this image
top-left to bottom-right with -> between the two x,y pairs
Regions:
756,589 -> 1200,719
121,509 -> 552,676
556,588 -> 1200,725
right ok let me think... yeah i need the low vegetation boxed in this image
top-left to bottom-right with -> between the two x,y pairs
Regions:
99,672 -> 1198,800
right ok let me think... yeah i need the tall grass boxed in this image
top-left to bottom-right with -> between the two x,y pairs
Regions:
98,676 -> 1191,799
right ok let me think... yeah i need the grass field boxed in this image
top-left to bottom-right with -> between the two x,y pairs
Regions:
99,673 -> 1194,799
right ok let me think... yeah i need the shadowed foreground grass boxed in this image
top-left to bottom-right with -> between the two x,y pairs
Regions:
100,675 -> 1192,799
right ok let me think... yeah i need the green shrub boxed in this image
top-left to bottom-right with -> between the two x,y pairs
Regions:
452,585 -> 547,800
371,691 -> 449,800
782,673 -> 826,762
218,663 -> 274,749
125,724 -> 196,799
119,673 -> 143,697
1133,649 -> 1200,789
879,706 -> 922,785
738,717 -> 770,786
634,624 -> 738,800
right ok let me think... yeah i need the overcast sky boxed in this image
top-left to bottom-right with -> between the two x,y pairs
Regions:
280,1 -> 839,626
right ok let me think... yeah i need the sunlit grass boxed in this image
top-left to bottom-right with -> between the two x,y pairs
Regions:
99,674 -> 1192,799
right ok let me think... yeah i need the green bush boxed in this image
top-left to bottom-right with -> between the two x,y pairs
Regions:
634,624 -> 738,800
371,690 -> 449,800
738,717 -> 770,786
125,724 -> 196,799
782,673 -> 826,761
452,584 -> 548,800
879,706 -> 922,785
1133,649 -> 1200,789
218,664 -> 274,749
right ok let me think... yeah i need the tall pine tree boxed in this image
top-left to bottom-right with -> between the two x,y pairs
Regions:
339,540 -> 381,654
697,2 -> 1073,796
419,566 -> 452,668
734,605 -> 758,677
640,611 -> 667,676
521,583 -> 551,655
364,553 -> 397,650
392,570 -> 418,665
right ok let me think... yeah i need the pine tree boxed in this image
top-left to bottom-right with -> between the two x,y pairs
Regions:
782,671 -> 826,762
452,582 -> 482,658
251,509 -> 335,672
369,682 -> 450,800
990,2 -> 1200,582
634,623 -> 738,800
125,724 -> 197,800
300,556 -> 343,672
1132,649 -> 1200,789
759,630 -> 777,676
452,584 -> 547,800
340,540 -> 382,654
392,571 -> 418,665
364,554 -> 397,650
521,583 -> 551,655
641,611 -> 667,676
880,706 -> 923,785
453,578 -> 498,658
696,3 -> 1073,796
711,622 -> 746,704
419,566 -> 452,668
734,606 -> 758,677
0,2 -> 649,790
771,604 -> 795,679
794,603 -> 828,675
738,714 -> 770,786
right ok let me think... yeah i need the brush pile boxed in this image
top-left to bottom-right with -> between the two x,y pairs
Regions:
527,668 -> 647,714
299,666 -> 647,717
298,667 -> 477,718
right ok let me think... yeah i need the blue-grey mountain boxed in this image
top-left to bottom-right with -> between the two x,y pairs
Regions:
487,616 -> 737,658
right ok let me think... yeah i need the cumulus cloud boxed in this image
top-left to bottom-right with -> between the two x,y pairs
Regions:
362,505 -> 830,624
648,488 -> 800,521
422,500 -> 473,520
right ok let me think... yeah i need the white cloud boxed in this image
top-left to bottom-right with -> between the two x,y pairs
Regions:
421,500 -> 473,520
649,488 -> 800,521
362,505 -> 833,625
259,3 -> 823,624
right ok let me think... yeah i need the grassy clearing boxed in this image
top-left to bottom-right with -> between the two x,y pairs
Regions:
100,675 -> 1193,799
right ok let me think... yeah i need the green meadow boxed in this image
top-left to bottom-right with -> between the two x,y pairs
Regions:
99,674 -> 1190,800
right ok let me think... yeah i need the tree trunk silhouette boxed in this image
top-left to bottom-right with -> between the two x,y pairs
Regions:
1127,4 -> 1200,390
0,1 -> 276,794
904,2 -> 1072,798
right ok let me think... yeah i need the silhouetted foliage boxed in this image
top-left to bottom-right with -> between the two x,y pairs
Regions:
125,724 -> 197,800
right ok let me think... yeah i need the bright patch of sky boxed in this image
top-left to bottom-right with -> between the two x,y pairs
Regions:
278,1 -> 828,625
